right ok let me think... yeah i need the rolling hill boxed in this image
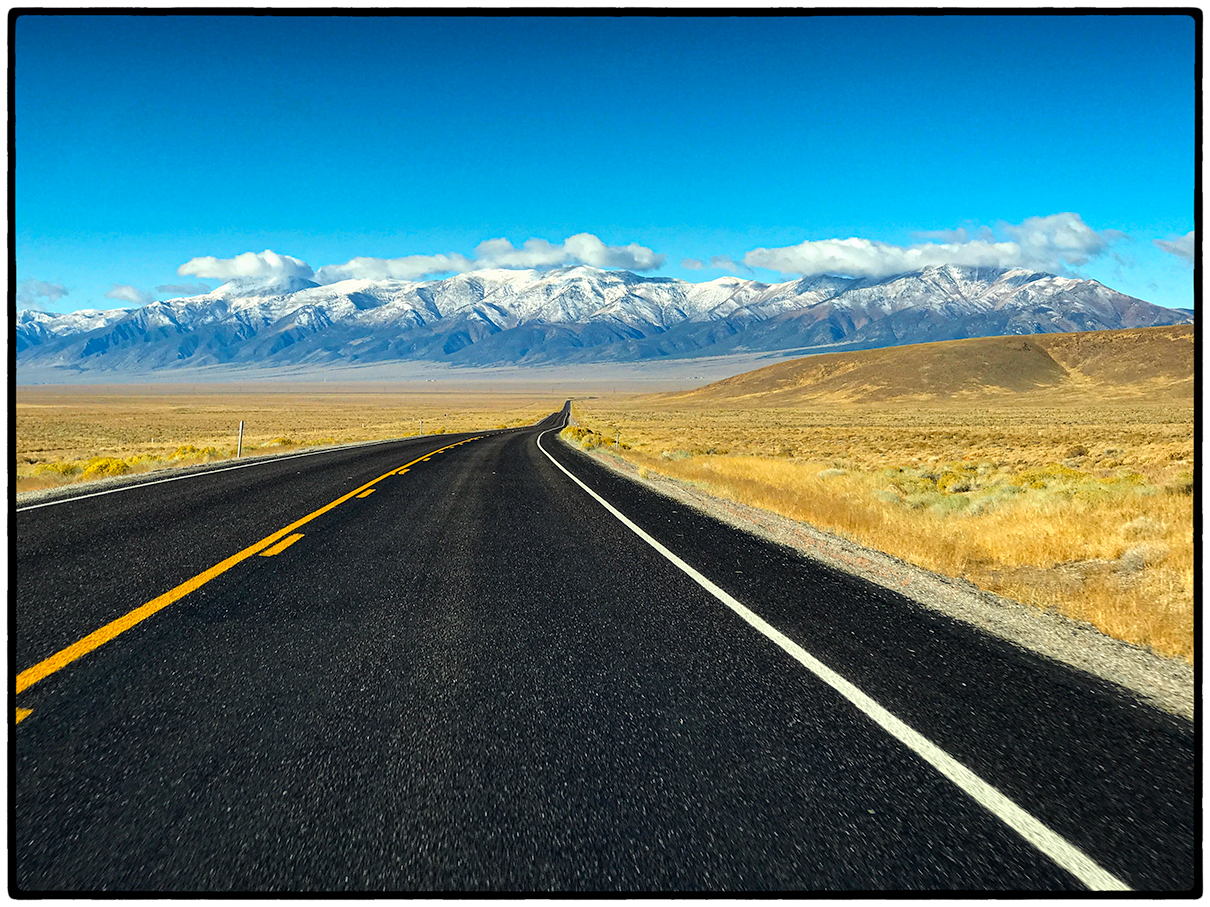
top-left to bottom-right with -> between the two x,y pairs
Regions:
665,324 -> 1196,406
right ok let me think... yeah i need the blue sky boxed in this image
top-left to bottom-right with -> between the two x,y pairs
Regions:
15,13 -> 1196,314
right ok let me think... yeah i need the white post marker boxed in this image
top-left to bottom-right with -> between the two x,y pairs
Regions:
535,424 -> 1129,892
237,421 -> 244,458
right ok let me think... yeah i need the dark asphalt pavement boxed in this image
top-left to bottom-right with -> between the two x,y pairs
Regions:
12,405 -> 1197,892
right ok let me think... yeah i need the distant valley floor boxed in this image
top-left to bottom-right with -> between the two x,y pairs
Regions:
15,348 -> 799,393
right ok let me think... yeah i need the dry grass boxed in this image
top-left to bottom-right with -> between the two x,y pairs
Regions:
677,325 -> 1194,405
567,398 -> 1194,661
15,384 -> 553,491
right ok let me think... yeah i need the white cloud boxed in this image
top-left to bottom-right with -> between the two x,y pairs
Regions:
561,233 -> 664,271
106,284 -> 155,306
742,213 -> 1126,279
315,253 -> 475,284
17,279 -> 68,309
156,282 -> 212,296
1154,230 -> 1195,264
474,233 -> 664,272
312,233 -> 666,285
709,256 -> 748,274
473,237 -> 567,269
682,258 -> 705,270
911,224 -> 996,244
1001,213 -> 1122,268
178,249 -> 314,281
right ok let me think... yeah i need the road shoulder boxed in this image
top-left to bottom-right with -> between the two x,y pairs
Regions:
566,441 -> 1194,722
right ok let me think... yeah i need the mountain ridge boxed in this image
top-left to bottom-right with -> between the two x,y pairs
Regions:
16,264 -> 1192,374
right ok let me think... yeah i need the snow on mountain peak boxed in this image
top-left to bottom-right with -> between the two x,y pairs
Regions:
209,274 -> 320,298
15,264 -> 1190,372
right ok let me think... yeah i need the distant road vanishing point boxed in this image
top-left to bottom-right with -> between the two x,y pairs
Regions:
14,405 -> 1195,892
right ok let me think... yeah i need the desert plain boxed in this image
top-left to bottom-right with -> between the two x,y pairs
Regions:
15,325 -> 1195,661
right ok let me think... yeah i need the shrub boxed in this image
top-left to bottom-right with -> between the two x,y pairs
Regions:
169,444 -> 223,462
1011,463 -> 1083,490
82,457 -> 130,479
34,461 -> 80,477
1164,471 -> 1194,496
937,470 -> 973,493
562,426 -> 594,444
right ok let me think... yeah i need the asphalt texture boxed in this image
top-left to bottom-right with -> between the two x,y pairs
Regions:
12,405 -> 1198,893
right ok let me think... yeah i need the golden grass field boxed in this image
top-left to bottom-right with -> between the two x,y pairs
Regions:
564,326 -> 1195,661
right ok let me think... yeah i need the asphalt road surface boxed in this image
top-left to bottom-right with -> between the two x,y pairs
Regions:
13,404 -> 1197,893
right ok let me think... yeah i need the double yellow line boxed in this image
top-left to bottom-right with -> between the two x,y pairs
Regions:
15,437 -> 480,712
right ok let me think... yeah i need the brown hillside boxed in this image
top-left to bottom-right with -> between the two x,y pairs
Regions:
671,325 -> 1195,406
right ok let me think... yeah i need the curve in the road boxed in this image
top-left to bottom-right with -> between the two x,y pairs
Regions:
14,403 -> 1193,892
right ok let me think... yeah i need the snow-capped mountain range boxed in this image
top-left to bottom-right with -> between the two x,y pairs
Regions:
15,265 -> 1193,374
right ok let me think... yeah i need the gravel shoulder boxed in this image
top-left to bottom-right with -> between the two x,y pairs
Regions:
578,446 -> 1195,722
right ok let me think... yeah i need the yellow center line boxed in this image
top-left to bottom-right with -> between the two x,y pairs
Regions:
356,489 -> 376,498
15,436 -> 482,696
259,533 -> 305,556
16,708 -> 32,724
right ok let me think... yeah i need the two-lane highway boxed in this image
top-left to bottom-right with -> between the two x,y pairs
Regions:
13,405 -> 1196,892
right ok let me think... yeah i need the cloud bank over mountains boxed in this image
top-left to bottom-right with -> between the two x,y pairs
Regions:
53,216 -> 1187,311
178,249 -> 316,282
744,213 -> 1127,279
174,234 -> 668,288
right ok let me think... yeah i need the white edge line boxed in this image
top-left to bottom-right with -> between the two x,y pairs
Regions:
16,435 -> 437,512
536,421 -> 1130,893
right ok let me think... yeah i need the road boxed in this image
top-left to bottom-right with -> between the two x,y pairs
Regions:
13,404 -> 1197,892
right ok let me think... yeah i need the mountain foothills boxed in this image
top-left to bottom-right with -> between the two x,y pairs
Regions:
667,324 -> 1195,406
16,265 -> 1193,374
